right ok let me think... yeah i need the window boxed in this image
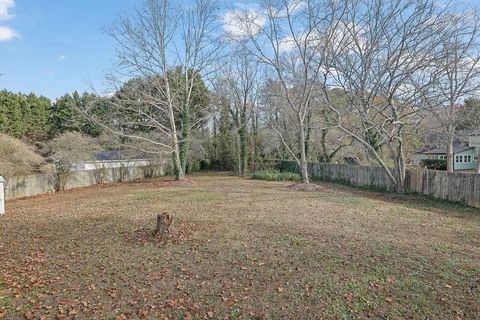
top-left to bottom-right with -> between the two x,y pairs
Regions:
465,155 -> 472,163
456,155 -> 462,163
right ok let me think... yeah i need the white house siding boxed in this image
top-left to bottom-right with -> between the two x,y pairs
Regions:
72,160 -> 152,171
453,149 -> 477,171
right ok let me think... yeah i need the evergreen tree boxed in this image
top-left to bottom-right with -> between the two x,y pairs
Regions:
0,90 -> 52,142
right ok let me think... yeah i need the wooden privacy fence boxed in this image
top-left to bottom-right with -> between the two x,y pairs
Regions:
306,163 -> 480,208
407,168 -> 480,208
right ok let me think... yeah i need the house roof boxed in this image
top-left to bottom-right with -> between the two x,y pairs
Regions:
96,150 -> 123,161
419,145 -> 475,155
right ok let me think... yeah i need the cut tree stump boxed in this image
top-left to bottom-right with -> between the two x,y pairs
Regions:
155,213 -> 173,236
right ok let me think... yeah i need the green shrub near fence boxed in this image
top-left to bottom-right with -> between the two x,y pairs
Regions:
251,170 -> 301,181
276,160 -> 300,173
420,159 -> 447,170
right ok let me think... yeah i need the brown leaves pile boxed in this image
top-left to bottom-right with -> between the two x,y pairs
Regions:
287,183 -> 325,192
127,179 -> 196,189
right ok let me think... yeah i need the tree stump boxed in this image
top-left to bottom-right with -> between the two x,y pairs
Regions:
155,213 -> 173,236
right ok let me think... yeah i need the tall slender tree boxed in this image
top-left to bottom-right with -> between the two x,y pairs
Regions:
229,0 -> 344,183
83,0 -> 221,180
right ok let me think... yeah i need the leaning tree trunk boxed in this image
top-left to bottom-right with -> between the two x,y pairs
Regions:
155,213 -> 173,236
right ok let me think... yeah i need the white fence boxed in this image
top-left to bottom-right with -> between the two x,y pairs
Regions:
3,164 -> 165,201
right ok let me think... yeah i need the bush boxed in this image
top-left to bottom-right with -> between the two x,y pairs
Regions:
46,132 -> 100,191
251,170 -> 301,181
0,134 -> 45,182
420,159 -> 447,170
199,159 -> 209,171
275,160 -> 300,173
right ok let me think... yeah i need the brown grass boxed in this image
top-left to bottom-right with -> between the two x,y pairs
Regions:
0,174 -> 479,319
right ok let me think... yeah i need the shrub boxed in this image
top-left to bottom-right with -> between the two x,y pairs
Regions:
251,170 -> 301,181
144,159 -> 163,179
420,159 -> 447,170
0,134 -> 45,182
46,132 -> 100,191
199,159 -> 209,171
275,160 -> 300,173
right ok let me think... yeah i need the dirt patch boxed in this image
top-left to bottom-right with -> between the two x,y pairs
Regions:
288,182 -> 325,191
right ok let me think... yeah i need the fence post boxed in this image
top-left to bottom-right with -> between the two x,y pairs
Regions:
0,176 -> 5,215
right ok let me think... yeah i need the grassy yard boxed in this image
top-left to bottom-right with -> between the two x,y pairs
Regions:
0,174 -> 479,319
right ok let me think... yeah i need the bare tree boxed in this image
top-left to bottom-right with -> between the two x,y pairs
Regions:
322,0 -> 459,191
228,0 -> 345,183
428,11 -> 480,172
83,0 -> 220,180
216,49 -> 260,175
46,132 -> 100,191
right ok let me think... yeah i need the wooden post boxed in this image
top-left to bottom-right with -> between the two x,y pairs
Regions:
0,176 -> 5,215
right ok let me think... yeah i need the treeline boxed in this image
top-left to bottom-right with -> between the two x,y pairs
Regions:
0,90 -> 102,143
0,90 -> 110,186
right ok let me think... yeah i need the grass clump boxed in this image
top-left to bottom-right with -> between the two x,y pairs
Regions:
251,170 -> 301,181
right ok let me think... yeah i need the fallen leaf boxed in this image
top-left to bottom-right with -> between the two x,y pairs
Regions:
344,292 -> 353,302
24,311 -> 33,320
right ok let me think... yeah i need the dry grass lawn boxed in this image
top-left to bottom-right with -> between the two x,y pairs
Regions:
0,174 -> 479,319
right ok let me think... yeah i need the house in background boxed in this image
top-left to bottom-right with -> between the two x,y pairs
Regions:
71,150 -> 152,171
413,134 -> 480,171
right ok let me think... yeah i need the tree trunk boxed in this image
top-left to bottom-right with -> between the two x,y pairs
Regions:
172,148 -> 185,180
155,213 -> 173,236
251,107 -> 259,172
394,141 -> 407,193
395,174 -> 406,193
446,125 -> 455,172
239,126 -> 247,175
299,121 -> 310,184
179,104 -> 191,175
237,141 -> 242,175
305,112 -> 312,160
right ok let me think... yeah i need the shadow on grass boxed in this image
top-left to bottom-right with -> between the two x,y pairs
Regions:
311,179 -> 480,217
